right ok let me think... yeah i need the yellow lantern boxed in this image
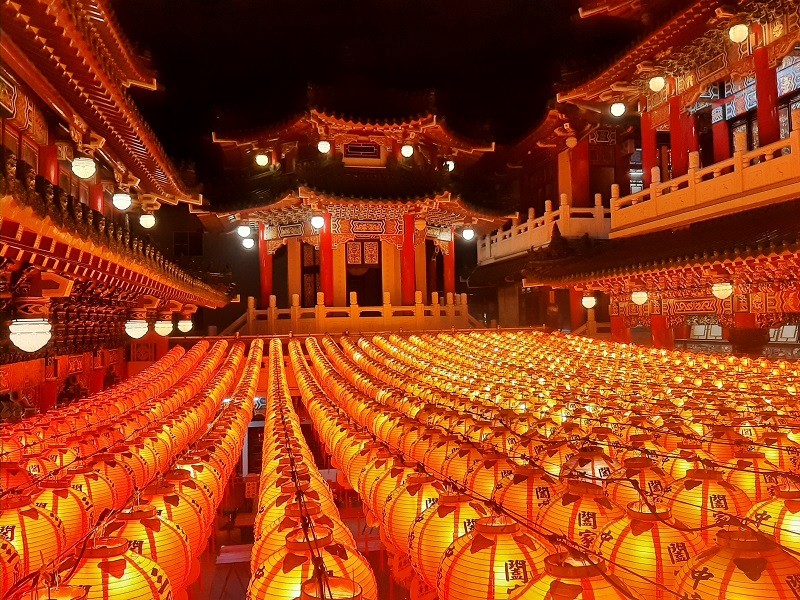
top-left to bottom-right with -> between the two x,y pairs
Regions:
31,479 -> 95,548
493,464 -> 564,530
747,486 -> 800,554
141,482 -> 206,556
0,537 -> 22,598
382,473 -> 441,556
604,457 -> 671,509
66,464 -> 119,516
723,451 -> 781,503
0,495 -> 66,577
437,516 -> 548,600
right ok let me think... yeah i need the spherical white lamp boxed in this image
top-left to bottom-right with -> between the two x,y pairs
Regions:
317,140 -> 332,154
610,102 -> 627,117
711,282 -> 734,300
581,295 -> 597,310
310,214 -> 326,230
461,227 -> 476,241
400,144 -> 415,158
242,237 -> 255,249
71,157 -> 97,180
112,193 -> 132,211
139,213 -> 156,229
9,318 -> 52,352
648,76 -> 666,93
445,160 -> 455,172
236,224 -> 251,238
729,23 -> 749,44
177,319 -> 193,333
631,290 -> 649,305
255,153 -> 270,167
124,319 -> 149,339
154,320 -> 173,337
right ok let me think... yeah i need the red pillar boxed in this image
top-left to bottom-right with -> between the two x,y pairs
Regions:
401,213 -> 417,305
641,111 -> 657,187
650,315 -> 675,349
89,183 -> 104,214
568,287 -> 585,333
39,145 -> 59,184
754,45 -> 780,147
669,95 -> 698,177
319,212 -> 335,305
39,380 -> 58,413
443,233 -> 456,297
258,222 -> 273,309
712,116 -> 731,163
569,137 -> 591,207
610,315 -> 632,344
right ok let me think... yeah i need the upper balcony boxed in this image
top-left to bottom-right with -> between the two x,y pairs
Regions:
610,109 -> 800,238
477,194 -> 610,265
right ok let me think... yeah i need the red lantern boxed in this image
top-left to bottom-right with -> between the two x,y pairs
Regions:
31,479 -> 95,548
66,464 -> 119,516
141,483 -> 206,556
0,537 -> 22,598
0,495 -> 66,576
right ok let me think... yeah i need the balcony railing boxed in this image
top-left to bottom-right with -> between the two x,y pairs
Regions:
610,109 -> 800,238
221,291 -> 478,336
477,194 -> 610,265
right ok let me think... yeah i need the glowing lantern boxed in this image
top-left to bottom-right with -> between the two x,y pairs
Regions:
437,516 -> 548,600
675,528 -> 800,599
441,443 -> 484,483
164,469 -> 215,516
246,527 -> 378,600
594,502 -> 705,600
648,76 -> 666,92
0,436 -> 23,462
112,192 -> 132,211
251,499 -> 355,570
559,445 -> 620,485
32,479 -> 95,548
317,140 -> 332,154
747,486 -> 800,553
610,102 -> 627,117
382,473 -> 441,555
408,493 -> 486,588
139,213 -> 156,229
66,464 -> 119,515
175,454 -> 225,503
141,483 -> 206,555
663,442 -> 716,481
537,481 -> 625,550
705,425 -> 749,463
509,553 -> 640,599
71,156 -> 96,179
664,469 -> 752,544
0,538 -> 22,598
20,586 -> 89,599
21,452 -> 57,479
105,505 -> 192,592
0,495 -> 66,576
723,451 -> 781,503
0,461 -> 33,494
759,431 -> 800,472
630,291 -> 648,306
91,453 -> 136,508
728,23 -> 750,44
604,457 -> 671,509
369,458 -> 417,525
493,464 -> 564,529
58,537 -> 173,600
463,453 -> 518,500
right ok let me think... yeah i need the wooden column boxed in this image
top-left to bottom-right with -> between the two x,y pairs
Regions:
443,233 -> 456,297
89,183 -> 104,214
650,315 -> 675,349
712,110 -> 732,163
754,45 -> 780,146
641,111 -> 658,187
729,312 -> 770,356
319,212 -> 334,305
610,315 -> 632,344
669,95 -> 697,177
39,145 -> 59,184
258,222 -> 272,310
569,137 -> 591,207
287,239 -> 302,303
401,213 -> 416,305
569,287 -> 586,332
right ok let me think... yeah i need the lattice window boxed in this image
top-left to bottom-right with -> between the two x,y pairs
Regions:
770,325 -> 799,343
344,142 -> 380,159
690,324 -> 724,340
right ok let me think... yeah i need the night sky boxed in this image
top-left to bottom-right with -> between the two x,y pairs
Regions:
112,0 -> 641,192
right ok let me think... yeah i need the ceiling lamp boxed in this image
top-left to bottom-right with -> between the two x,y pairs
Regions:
139,213 -> 156,229
610,102 -> 627,117
630,290 -> 649,305
400,144 -> 415,158
711,281 -> 734,300
242,237 -> 255,249
461,227 -> 476,241
317,140 -> 332,154
112,192 -> 132,211
9,318 -> 52,353
581,295 -> 597,309
310,214 -> 326,230
445,159 -> 455,172
729,22 -> 749,44
236,224 -> 251,238
255,153 -> 270,166
648,76 -> 666,93
124,319 -> 149,339
154,320 -> 174,337
71,156 -> 96,180
177,319 -> 193,333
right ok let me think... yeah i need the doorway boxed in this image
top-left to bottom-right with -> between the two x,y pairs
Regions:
345,240 -> 382,306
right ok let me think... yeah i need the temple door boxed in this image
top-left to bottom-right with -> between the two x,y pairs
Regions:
345,240 -> 382,306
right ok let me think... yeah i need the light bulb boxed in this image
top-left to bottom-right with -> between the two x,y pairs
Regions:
255,153 -> 270,166
177,319 -> 193,333
154,320 -> 173,336
648,76 -> 666,92
236,224 -> 251,238
71,157 -> 96,179
400,144 -> 414,158
461,227 -> 475,241
610,102 -> 626,117
581,296 -> 597,309
445,160 -> 455,172
310,215 -> 326,230
631,291 -> 649,305
317,140 -> 332,154
729,23 -> 749,44
112,193 -> 132,211
242,237 -> 255,249
139,214 -> 156,229
124,319 -> 149,339
711,282 -> 734,300
9,318 -> 52,352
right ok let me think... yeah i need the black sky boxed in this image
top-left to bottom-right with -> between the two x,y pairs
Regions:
112,0 -> 640,186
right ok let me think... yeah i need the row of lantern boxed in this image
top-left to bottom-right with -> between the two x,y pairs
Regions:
245,339 -> 377,600
292,333 -> 800,599
0,340 -> 260,599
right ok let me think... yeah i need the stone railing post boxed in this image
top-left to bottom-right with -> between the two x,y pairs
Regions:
382,291 -> 391,329
593,193 -> 605,220
290,293 -> 300,332
610,184 -> 620,210
733,129 -> 747,188
791,109 -> 800,158
267,294 -> 278,335
246,296 -> 256,335
414,290 -> 424,329
348,291 -> 358,332
527,207 -> 536,222
559,193 -> 570,235
544,200 -> 554,225
649,167 -> 661,201
315,291 -> 326,332
431,292 -> 441,329
445,292 -> 455,327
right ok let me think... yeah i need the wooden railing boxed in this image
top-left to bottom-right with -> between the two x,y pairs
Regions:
610,109 -> 800,237
477,194 -> 610,265
222,291 -> 476,336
